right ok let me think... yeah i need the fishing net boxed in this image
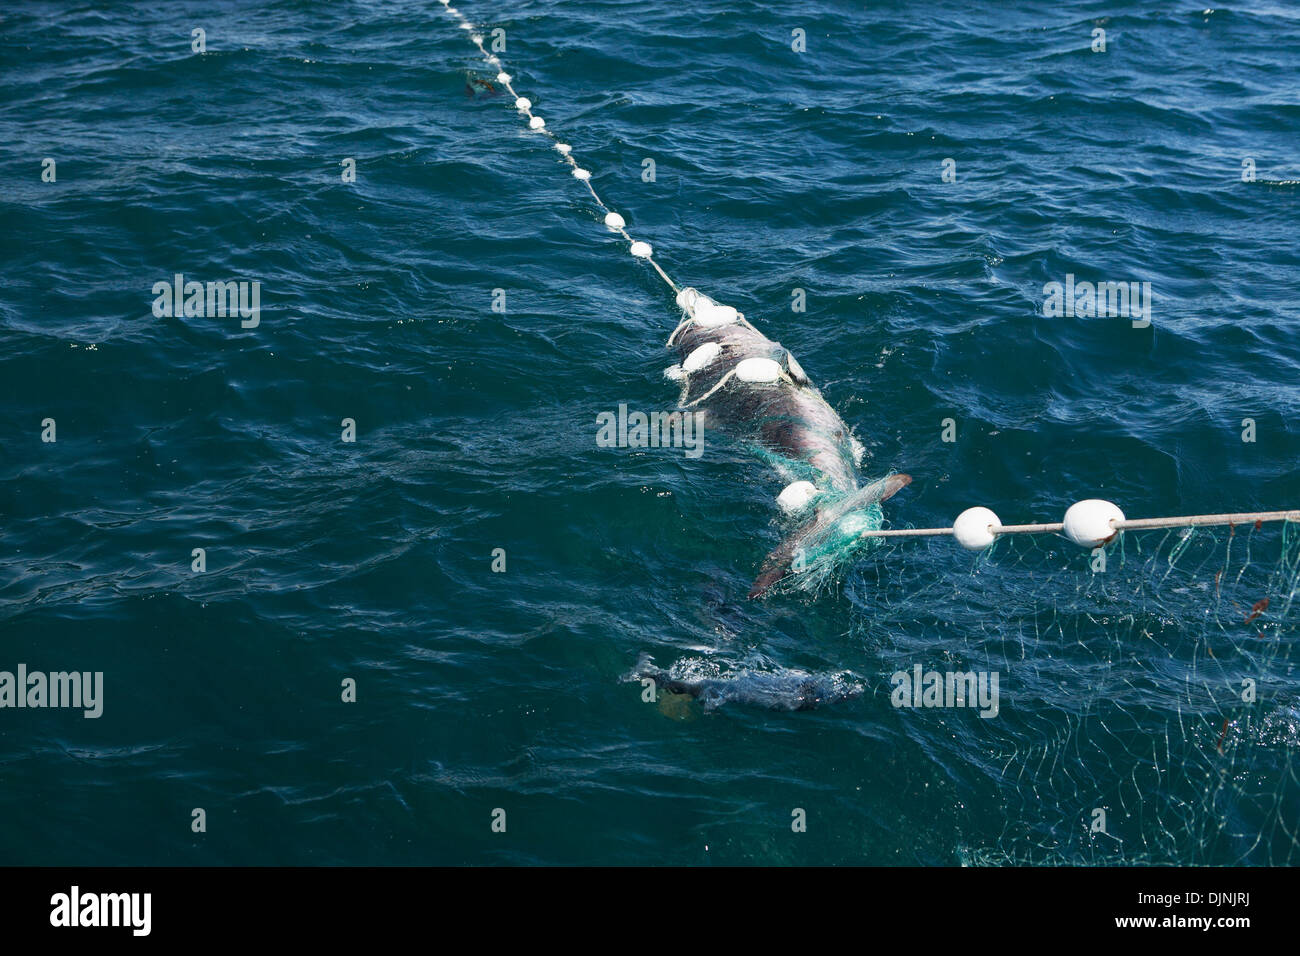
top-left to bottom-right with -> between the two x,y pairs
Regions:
849,519 -> 1300,865
702,400 -> 895,596
436,4 -> 1299,865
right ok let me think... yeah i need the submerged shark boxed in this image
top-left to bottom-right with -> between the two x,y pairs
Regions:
628,654 -> 865,712
664,288 -> 910,598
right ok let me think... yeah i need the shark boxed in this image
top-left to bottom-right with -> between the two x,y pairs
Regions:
664,287 -> 910,598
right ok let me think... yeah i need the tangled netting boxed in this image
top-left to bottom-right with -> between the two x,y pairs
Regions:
744,446 -> 895,596
850,519 -> 1300,865
768,494 -> 887,595
691,378 -> 893,595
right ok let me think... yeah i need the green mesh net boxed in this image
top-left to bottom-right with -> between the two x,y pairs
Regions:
850,519 -> 1300,865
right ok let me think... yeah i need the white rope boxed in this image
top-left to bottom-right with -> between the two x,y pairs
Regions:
442,2 -> 680,295
860,511 -> 1300,541
1114,510 -> 1300,530
678,366 -> 797,408
666,312 -> 763,348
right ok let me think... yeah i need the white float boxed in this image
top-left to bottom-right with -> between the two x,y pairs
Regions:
693,302 -> 739,327
953,507 -> 1001,549
734,357 -> 782,384
572,168 -> 591,180
777,480 -> 820,514
496,72 -> 511,83
604,212 -> 626,229
683,342 -> 722,373
515,97 -> 531,111
1062,499 -> 1125,547
529,116 -> 545,129
629,241 -> 653,258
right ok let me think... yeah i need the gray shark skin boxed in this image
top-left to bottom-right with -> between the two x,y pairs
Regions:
628,655 -> 865,712
666,291 -> 910,597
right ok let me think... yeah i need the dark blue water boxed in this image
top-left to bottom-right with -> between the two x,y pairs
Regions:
2,0 -> 1298,865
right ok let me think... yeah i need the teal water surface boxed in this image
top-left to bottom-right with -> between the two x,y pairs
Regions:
2,0 -> 1299,865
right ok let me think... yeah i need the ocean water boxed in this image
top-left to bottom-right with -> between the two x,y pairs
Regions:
1,0 -> 1299,865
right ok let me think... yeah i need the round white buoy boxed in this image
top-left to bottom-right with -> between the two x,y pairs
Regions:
604,212 -> 626,229
693,303 -> 739,327
470,34 -> 483,44
529,116 -> 545,129
734,357 -> 782,384
683,342 -> 722,373
555,143 -> 571,155
1062,499 -> 1125,547
496,72 -> 511,83
953,507 -> 1001,549
777,480 -> 820,514
515,97 -> 531,111
572,168 -> 591,180
629,241 -> 653,258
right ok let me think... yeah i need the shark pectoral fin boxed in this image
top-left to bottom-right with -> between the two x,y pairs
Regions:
824,473 -> 912,522
869,472 -> 912,503
748,557 -> 789,600
748,516 -> 815,599
839,474 -> 911,539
